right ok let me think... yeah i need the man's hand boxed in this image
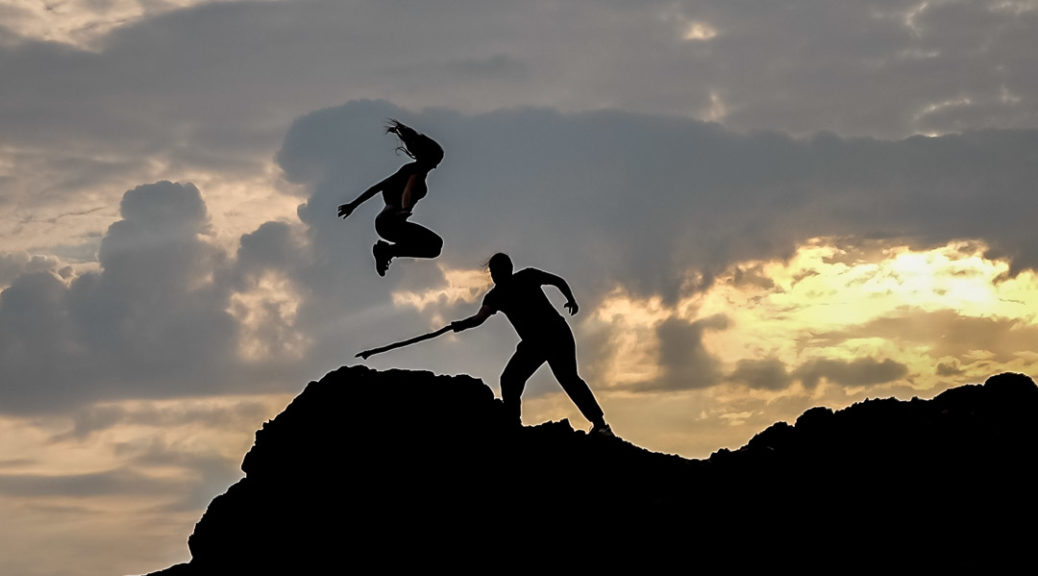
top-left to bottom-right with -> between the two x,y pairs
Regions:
337,203 -> 355,219
564,300 -> 579,315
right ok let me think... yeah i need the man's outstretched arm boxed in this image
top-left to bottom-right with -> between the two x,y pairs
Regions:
451,305 -> 494,332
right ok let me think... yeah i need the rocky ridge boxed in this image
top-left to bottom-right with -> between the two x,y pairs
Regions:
151,367 -> 1038,573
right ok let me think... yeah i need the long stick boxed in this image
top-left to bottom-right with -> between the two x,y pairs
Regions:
355,325 -> 452,359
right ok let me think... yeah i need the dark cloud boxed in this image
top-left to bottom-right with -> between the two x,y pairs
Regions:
280,101 -> 1038,305
233,221 -> 308,285
73,182 -> 236,385
0,182 -> 239,413
4,101 -> 1038,413
116,181 -> 208,235
729,265 -> 776,291
2,0 -> 1031,148
0,253 -> 59,287
794,357 -> 909,389
0,5 -> 1035,411
52,399 -> 275,441
0,468 -> 186,498
728,357 -> 793,390
636,314 -> 728,391
936,362 -> 965,377
3,0 -> 1038,250
1,3 -> 1035,573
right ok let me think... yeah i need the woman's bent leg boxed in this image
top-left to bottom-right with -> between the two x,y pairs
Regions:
381,219 -> 443,259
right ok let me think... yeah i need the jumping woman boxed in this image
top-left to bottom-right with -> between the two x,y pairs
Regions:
338,120 -> 445,276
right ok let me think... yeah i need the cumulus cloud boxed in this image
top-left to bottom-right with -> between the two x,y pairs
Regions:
4,101 -> 1038,414
3,2 -> 1036,573
2,1 -> 1034,158
4,0 -> 1038,261
0,181 -> 239,412
280,100 -> 1038,306
0,252 -> 61,287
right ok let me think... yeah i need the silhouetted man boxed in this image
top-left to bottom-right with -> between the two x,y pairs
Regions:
451,253 -> 613,436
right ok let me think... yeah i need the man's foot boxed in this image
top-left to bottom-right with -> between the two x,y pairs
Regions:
373,241 -> 392,277
590,423 -> 615,438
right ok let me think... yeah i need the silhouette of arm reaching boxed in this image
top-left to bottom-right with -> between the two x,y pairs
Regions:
338,175 -> 391,219
451,305 -> 493,332
533,269 -> 579,315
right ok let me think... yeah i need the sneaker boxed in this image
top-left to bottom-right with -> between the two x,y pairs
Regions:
590,423 -> 615,438
373,241 -> 392,277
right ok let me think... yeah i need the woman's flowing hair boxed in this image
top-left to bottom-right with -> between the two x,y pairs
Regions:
386,119 -> 444,167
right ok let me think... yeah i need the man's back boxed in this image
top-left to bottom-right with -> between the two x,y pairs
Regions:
482,268 -> 566,341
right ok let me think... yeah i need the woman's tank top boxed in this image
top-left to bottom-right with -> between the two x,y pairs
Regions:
381,164 -> 427,209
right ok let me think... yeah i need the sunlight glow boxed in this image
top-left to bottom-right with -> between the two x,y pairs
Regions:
391,265 -> 492,312
683,21 -> 718,41
0,0 -> 282,49
913,96 -> 974,123
587,238 -> 1038,395
0,393 -> 291,576
228,271 -> 309,362
586,291 -> 670,387
182,162 -> 303,255
702,91 -> 728,123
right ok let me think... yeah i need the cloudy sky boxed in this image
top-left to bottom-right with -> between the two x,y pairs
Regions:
2,1 -> 1038,574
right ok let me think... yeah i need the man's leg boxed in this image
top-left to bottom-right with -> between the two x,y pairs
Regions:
545,330 -> 606,428
500,341 -> 544,426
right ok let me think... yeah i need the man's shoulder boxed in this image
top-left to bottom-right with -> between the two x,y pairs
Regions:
482,284 -> 501,308
515,267 -> 546,280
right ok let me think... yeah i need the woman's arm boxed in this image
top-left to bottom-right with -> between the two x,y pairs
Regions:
338,175 -> 391,218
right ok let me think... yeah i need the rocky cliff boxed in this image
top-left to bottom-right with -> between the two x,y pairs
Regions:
151,368 -> 1038,573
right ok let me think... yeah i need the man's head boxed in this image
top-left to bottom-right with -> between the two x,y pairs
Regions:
488,252 -> 513,284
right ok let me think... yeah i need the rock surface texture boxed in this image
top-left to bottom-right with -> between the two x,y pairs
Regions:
151,367 -> 1038,573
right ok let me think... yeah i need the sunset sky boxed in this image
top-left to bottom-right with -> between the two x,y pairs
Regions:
2,1 -> 1038,574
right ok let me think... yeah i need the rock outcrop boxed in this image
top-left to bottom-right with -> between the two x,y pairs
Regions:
151,368 -> 1038,573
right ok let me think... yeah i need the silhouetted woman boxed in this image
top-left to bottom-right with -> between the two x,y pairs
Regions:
338,120 -> 445,276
